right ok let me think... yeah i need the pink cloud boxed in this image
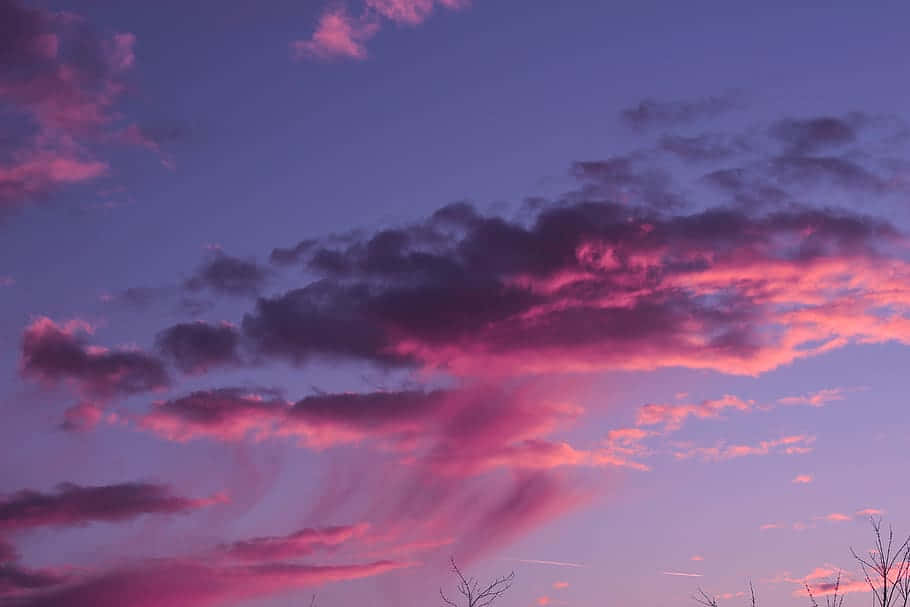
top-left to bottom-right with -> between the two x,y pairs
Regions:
819,513 -> 852,522
778,388 -> 846,407
137,387 -> 443,447
220,523 -> 371,561
137,383 -> 648,480
1,142 -> 109,210
636,394 -> 754,430
0,0 -> 163,212
0,6 -> 136,135
595,428 -> 653,471
295,0 -> 471,61
804,578 -> 869,597
553,581 -> 569,589
10,558 -> 411,607
672,434 -> 815,461
292,8 -> 379,60
366,0 -> 436,24
792,474 -> 813,484
112,124 -> 161,152
131,382 -> 609,564
61,402 -> 104,432
784,566 -> 870,598
261,202 -> 910,381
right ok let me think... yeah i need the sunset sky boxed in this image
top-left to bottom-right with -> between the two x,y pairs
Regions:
2,1 -> 910,606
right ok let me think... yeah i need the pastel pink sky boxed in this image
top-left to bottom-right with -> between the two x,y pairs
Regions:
2,0 -> 910,606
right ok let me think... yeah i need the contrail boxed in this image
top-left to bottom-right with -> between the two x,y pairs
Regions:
504,558 -> 587,568
662,571 -> 703,577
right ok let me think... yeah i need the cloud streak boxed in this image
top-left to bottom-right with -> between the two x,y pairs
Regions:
620,92 -> 743,130
9,558 -> 410,607
0,482 -> 221,532
504,558 -> 586,568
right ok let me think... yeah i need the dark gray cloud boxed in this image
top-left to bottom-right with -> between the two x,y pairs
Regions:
156,321 -> 241,374
768,113 -> 866,154
659,133 -> 750,163
0,563 -> 67,596
620,92 -> 743,130
0,482 -> 211,532
21,318 -> 169,399
242,197 -> 899,373
570,157 -> 686,209
185,251 -> 270,297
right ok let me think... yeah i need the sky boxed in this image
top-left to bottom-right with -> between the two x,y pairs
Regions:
2,0 -> 910,605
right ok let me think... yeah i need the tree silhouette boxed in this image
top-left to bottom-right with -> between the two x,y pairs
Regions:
850,517 -> 910,607
806,571 -> 845,607
692,518 -> 910,607
440,557 -> 515,607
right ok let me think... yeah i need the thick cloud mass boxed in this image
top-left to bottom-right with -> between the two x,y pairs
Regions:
10,98 -> 910,606
249,200 -> 905,376
21,318 -> 169,398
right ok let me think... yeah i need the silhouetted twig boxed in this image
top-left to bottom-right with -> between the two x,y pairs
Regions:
440,557 -> 514,607
850,517 -> 910,607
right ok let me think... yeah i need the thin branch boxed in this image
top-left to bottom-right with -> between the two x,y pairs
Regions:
692,587 -> 719,607
441,557 -> 514,607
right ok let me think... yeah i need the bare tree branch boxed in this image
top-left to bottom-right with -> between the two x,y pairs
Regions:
440,557 -> 514,607
692,587 -> 719,607
850,517 -> 910,607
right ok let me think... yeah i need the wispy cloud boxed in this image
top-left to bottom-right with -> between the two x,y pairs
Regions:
673,435 -> 815,461
780,565 -> 870,598
504,558 -> 587,569
764,508 -> 888,533
818,513 -> 852,522
620,91 -> 743,130
778,388 -> 847,407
